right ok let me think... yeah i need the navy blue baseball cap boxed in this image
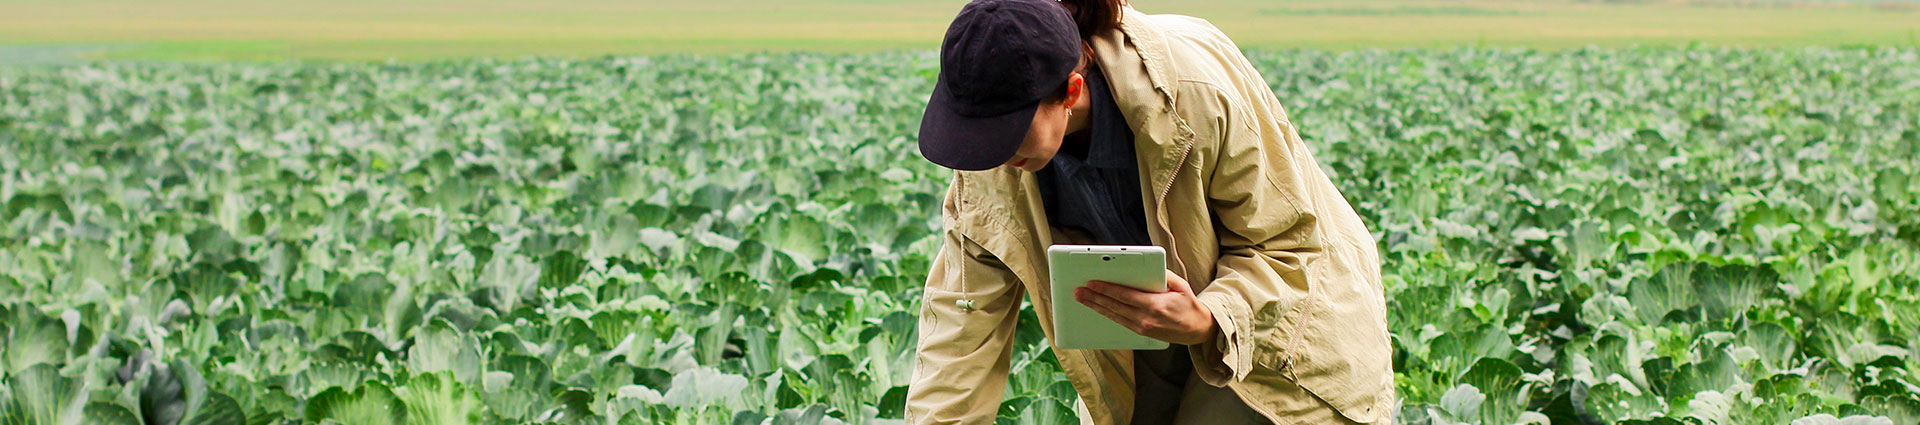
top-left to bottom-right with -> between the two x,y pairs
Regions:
918,0 -> 1083,171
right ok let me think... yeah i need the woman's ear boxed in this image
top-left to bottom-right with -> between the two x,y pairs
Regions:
1064,72 -> 1086,109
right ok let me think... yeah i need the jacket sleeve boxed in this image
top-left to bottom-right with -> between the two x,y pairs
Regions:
1183,84 -> 1322,387
905,179 -> 1026,425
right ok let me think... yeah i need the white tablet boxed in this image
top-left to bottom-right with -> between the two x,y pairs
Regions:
1047,245 -> 1170,350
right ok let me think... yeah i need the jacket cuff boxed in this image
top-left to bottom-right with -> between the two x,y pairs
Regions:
1189,291 -> 1253,386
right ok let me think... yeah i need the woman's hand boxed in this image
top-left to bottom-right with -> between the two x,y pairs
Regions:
1073,270 -> 1219,346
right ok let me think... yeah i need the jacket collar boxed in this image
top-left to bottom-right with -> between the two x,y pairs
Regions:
1088,6 -> 1197,207
1098,5 -> 1177,108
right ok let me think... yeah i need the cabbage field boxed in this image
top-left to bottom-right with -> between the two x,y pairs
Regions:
1,47 -> 1917,425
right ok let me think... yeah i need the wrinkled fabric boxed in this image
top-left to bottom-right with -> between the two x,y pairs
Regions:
906,6 -> 1395,425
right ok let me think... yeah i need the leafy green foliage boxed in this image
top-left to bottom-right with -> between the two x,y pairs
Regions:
1269,47 -> 1920,424
2,47 -> 1916,424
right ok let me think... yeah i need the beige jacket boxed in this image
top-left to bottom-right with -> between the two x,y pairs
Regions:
906,6 -> 1394,425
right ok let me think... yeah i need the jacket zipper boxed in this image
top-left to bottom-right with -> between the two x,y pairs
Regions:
1153,127 -> 1199,278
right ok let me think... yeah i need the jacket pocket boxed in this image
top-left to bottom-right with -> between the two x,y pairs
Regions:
1253,273 -> 1393,424
916,236 -> 1024,349
917,287 -> 1010,349
1251,292 -> 1310,374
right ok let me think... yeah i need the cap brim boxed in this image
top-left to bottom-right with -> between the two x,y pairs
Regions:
917,78 -> 1038,171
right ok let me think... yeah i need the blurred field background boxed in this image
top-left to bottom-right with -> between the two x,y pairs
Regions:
1,0 -> 1918,62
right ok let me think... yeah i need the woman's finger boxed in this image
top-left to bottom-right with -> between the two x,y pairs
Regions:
1077,286 -> 1143,316
1077,287 -> 1144,320
1164,270 -> 1193,295
1078,288 -> 1145,334
1084,280 -> 1158,308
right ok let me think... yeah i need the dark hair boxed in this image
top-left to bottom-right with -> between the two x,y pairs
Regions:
1041,0 -> 1122,104
1059,0 -> 1124,41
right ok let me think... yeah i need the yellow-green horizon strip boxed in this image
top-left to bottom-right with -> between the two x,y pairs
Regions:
2,0 -> 1915,61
